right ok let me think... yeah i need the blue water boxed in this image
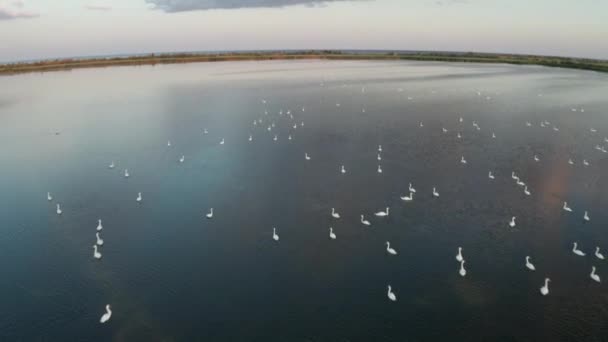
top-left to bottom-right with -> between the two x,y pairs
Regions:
1,60 -> 607,341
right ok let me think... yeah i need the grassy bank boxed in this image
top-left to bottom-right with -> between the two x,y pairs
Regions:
1,50 -> 607,75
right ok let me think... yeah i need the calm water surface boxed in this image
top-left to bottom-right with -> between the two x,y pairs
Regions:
1,60 -> 608,341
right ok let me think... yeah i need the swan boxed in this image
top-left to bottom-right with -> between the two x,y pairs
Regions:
108,161 -> 115,169
583,160 -> 589,166
136,192 -> 142,203
442,128 -> 448,133
387,285 -> 397,301
249,135 -> 252,142
167,140 -> 171,147
96,232 -> 104,246
540,122 -> 545,128
377,154 -> 381,161
572,242 -> 585,256
100,304 -> 112,323
419,122 -> 424,127
293,124 -> 297,129
360,215 -> 371,226
526,121 -> 532,127
568,158 -> 574,165
96,219 -> 103,231
524,186 -> 531,196
525,256 -> 535,271
253,120 -> 257,126
377,165 -> 383,174
540,278 -> 550,296
300,121 -> 304,127
456,247 -> 463,262
56,204 -> 62,215
305,153 -> 311,161
563,202 -> 572,212
459,260 -> 466,277
340,165 -> 346,174
329,227 -> 336,240
457,132 -> 462,139
273,135 -> 278,141
432,187 -> 440,197
378,145 -> 382,152
267,126 -> 272,132
93,245 -> 102,259
459,117 -> 463,123
331,208 -> 340,219
534,155 -> 539,162
288,135 -> 292,141
272,227 -> 279,241
595,247 -> 604,260
408,183 -> 416,193
488,171 -> 495,180
553,126 -> 559,132
124,169 -> 129,178
583,211 -> 590,222
460,156 -> 467,164
206,208 -> 213,219
179,155 -> 185,163
203,128 -> 208,134
590,266 -> 601,283
219,138 -> 225,145
590,128 -> 597,133
509,216 -> 516,228
375,207 -> 389,217
47,192 -> 53,201
400,192 -> 413,201
492,132 -> 496,138
386,241 -> 397,255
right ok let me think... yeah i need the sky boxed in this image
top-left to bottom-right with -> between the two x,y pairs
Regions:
0,0 -> 607,62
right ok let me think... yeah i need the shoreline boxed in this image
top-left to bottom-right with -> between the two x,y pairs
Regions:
1,51 -> 607,76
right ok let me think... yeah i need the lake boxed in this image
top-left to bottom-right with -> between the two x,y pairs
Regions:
0,60 -> 607,341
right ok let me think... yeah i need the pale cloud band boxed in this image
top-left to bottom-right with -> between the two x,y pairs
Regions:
145,0 -> 366,12
0,0 -> 38,19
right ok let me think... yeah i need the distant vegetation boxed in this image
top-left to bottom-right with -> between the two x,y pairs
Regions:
1,50 -> 607,75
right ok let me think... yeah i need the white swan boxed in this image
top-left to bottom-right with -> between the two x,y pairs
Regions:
432,187 -> 439,197
524,186 -> 531,196
419,122 -> 424,127
272,227 -> 279,241
590,266 -> 601,283
179,155 -> 185,163
457,132 -> 461,139
408,183 -> 416,193
340,165 -> 346,174
492,132 -> 496,138
526,121 -> 532,127
377,165 -> 382,174
534,155 -> 539,162
572,242 -> 585,256
568,158 -> 574,165
509,216 -> 516,228
553,126 -> 559,132
288,135 -> 292,141
387,285 -> 397,301
100,304 -> 112,323
525,256 -> 535,271
375,207 -> 389,217
219,138 -> 225,145
459,260 -> 466,277
305,153 -> 311,161
124,169 -> 129,178
583,211 -> 590,222
93,245 -> 102,259
360,215 -> 371,226
583,159 -> 589,166
595,247 -> 605,260
400,192 -> 413,201
331,208 -> 340,219
273,135 -> 278,141
108,161 -> 115,169
459,117 -> 463,123
329,227 -> 336,240
488,171 -> 495,180
456,247 -> 463,262
56,203 -> 62,215
460,156 -> 467,164
563,202 -> 572,212
47,192 -> 53,201
167,140 -> 171,147
386,241 -> 397,255
96,219 -> 103,231
96,232 -> 104,246
206,208 -> 213,219
249,135 -> 252,142
203,128 -> 208,134
378,145 -> 382,152
442,128 -> 448,133
377,154 -> 381,161
136,192 -> 142,203
540,278 -> 550,296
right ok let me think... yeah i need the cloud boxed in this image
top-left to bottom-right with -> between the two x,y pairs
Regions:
435,0 -> 468,6
0,1 -> 38,19
145,0 -> 366,13
85,4 -> 112,11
